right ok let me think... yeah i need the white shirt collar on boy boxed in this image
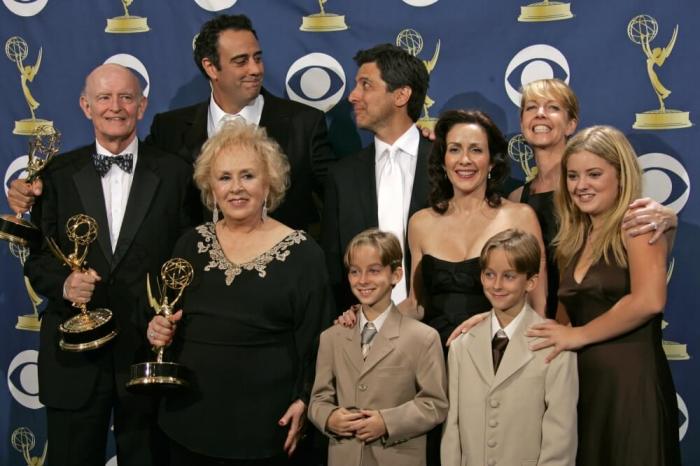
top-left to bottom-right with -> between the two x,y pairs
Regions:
491,303 -> 527,340
359,302 -> 393,335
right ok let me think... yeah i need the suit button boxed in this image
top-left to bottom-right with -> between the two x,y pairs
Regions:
489,419 -> 498,428
358,384 -> 367,391
487,439 -> 497,448
489,398 -> 499,408
487,459 -> 496,466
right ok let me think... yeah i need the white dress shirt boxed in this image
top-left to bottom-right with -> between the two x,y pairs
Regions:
359,302 -> 393,353
95,137 -> 138,252
207,93 -> 264,137
490,303 -> 528,339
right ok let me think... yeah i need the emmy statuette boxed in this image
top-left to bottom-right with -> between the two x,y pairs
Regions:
508,134 -> 537,182
300,0 -> 348,32
0,126 -> 61,248
396,29 -> 440,131
127,258 -> 194,392
5,36 -> 54,135
10,242 -> 43,331
105,0 -> 150,33
47,214 -> 118,351
11,427 -> 47,466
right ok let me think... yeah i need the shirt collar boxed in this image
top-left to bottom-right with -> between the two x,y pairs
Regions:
359,301 -> 393,334
374,124 -> 419,162
95,136 -> 139,158
490,303 -> 527,340
209,93 -> 265,129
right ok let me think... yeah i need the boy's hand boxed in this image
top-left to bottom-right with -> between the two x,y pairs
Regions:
326,407 -> 364,437
354,410 -> 387,443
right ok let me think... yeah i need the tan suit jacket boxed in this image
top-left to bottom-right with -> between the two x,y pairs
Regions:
441,305 -> 578,466
309,306 -> 448,466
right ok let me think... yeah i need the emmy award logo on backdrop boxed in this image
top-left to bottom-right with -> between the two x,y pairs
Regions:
508,134 -> 537,182
300,0 -> 348,32
628,15 -> 692,130
127,258 -> 194,392
9,242 -> 43,332
5,36 -> 54,136
396,29 -> 440,131
661,258 -> 690,360
11,427 -> 47,466
518,0 -> 573,22
105,0 -> 150,33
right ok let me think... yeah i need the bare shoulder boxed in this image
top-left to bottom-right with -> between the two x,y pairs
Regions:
508,185 -> 524,203
409,207 -> 441,230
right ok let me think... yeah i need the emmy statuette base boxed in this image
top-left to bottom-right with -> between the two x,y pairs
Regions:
126,362 -> 189,393
16,314 -> 41,332
300,14 -> 348,32
59,308 -> 118,351
633,110 -> 692,130
13,118 -> 54,136
663,340 -> 690,361
105,16 -> 150,33
0,215 -> 42,247
417,117 -> 438,132
518,2 -> 573,22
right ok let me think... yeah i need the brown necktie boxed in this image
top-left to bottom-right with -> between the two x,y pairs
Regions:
492,329 -> 509,373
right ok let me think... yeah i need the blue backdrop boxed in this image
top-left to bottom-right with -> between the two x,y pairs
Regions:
1,1 -> 697,464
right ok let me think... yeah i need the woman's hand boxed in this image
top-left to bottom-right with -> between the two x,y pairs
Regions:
525,320 -> 587,363
622,198 -> 677,244
333,304 -> 360,328
146,310 -> 182,347
279,399 -> 306,457
445,312 -> 489,346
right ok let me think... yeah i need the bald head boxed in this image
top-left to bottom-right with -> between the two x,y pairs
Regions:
79,63 -> 148,154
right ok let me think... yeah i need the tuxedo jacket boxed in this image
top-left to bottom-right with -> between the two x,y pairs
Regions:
145,88 -> 335,230
309,305 -> 448,466
441,305 -> 578,466
320,137 -> 432,312
24,142 -> 199,409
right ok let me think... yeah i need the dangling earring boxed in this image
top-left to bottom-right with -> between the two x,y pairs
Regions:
212,203 -> 219,223
487,169 -> 492,180
262,198 -> 268,221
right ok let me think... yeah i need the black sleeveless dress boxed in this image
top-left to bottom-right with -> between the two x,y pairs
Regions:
421,255 -> 491,348
558,254 -> 681,466
520,182 -> 559,319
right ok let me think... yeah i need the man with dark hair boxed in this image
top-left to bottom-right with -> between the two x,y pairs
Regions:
146,14 -> 335,231
321,44 -> 432,314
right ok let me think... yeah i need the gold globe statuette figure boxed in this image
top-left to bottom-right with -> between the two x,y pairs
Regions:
127,258 -> 194,392
5,36 -> 54,136
11,426 -> 47,466
518,0 -> 573,22
628,15 -> 692,130
508,133 -> 538,183
396,29 -> 440,131
0,126 -> 60,248
47,214 -> 118,351
105,0 -> 150,34
300,0 -> 348,32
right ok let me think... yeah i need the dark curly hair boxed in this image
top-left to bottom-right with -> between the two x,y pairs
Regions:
353,44 -> 429,122
194,14 -> 257,79
428,109 -> 509,214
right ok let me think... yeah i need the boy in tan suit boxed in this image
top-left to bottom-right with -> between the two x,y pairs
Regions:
309,229 -> 448,466
441,229 -> 578,466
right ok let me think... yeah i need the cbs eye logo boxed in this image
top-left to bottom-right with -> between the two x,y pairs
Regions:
7,350 -> 43,410
3,0 -> 48,17
4,155 -> 29,198
193,0 -> 237,11
286,53 -> 346,112
678,393 -> 689,441
104,54 -> 151,97
639,153 -> 690,214
402,0 -> 439,6
504,44 -> 570,107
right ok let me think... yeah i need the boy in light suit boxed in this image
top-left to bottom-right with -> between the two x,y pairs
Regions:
441,229 -> 578,466
309,229 -> 448,466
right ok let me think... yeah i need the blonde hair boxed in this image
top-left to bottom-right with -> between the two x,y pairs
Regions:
520,78 -> 580,123
343,229 -> 403,271
193,121 -> 290,212
479,229 -> 541,278
554,125 -> 642,268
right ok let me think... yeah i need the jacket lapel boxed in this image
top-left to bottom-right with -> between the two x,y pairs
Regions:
356,144 -> 378,228
111,143 -> 160,270
466,317 -> 496,386
360,306 -> 400,376
408,136 -> 431,217
183,102 -> 208,162
259,89 -> 290,150
490,306 -> 537,391
72,145 -> 112,264
341,324 -> 364,375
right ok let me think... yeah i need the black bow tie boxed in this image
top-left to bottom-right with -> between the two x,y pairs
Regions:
93,153 -> 134,177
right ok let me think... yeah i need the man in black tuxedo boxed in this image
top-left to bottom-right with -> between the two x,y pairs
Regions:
321,44 -> 431,314
146,14 -> 334,231
24,64 -> 198,466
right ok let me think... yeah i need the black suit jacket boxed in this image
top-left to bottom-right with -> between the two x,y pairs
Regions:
145,89 -> 335,230
321,136 -> 433,312
25,142 -> 199,409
